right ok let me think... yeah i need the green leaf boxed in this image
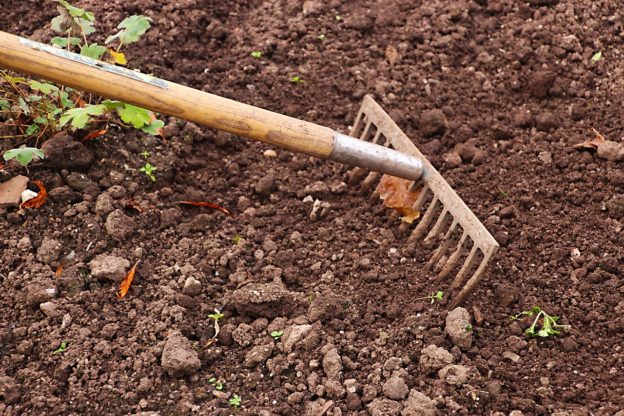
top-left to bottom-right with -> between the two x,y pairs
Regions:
34,116 -> 48,124
290,75 -> 304,84
3,147 -> 45,167
59,104 -> 106,129
60,91 -> 74,109
29,80 -> 59,94
77,18 -> 96,36
118,104 -> 152,128
0,100 -> 9,111
106,15 -> 152,46
25,124 -> 40,135
51,341 -> 68,355
51,36 -> 82,47
18,97 -> 31,115
591,51 -> 602,62
317,34 -> 326,41
251,51 -> 263,58
270,330 -> 284,339
80,43 -> 106,60
27,95 -> 43,102
101,99 -> 124,110
3,75 -> 26,84
537,328 -> 550,337
141,119 -> 164,135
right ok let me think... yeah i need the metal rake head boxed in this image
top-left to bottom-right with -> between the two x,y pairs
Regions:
348,95 -> 499,307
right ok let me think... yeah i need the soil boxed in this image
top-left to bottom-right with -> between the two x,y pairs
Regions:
2,0 -> 624,415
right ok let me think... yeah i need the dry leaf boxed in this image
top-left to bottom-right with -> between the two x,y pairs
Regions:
20,180 -> 48,209
124,199 -> 144,213
55,251 -> 75,278
107,49 -> 127,66
117,260 -> 139,299
376,175 -> 421,223
573,128 -> 606,150
82,129 -> 107,142
178,201 -> 233,216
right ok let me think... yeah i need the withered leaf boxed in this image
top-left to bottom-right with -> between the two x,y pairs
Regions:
20,180 -> 48,209
106,49 -> 127,66
573,128 -> 606,150
117,260 -> 139,299
82,129 -> 107,142
376,175 -> 421,223
178,201 -> 233,216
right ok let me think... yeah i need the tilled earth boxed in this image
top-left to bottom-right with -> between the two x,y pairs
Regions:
2,0 -> 624,415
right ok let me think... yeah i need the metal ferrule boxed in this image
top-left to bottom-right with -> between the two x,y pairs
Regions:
330,132 -> 423,181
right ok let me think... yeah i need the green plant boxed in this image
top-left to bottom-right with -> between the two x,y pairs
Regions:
232,235 -> 241,245
317,34 -> 326,41
335,15 -> 343,21
290,75 -> 304,84
511,306 -> 570,338
3,147 -> 45,166
139,162 -> 157,182
591,51 -> 602,63
270,330 -> 284,340
208,377 -> 224,391
52,341 -> 68,355
250,51 -> 263,58
0,0 -> 162,165
465,324 -> 473,332
418,290 -> 444,304
140,150 -> 150,159
229,394 -> 241,408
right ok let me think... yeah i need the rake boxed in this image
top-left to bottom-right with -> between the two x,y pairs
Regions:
0,31 -> 498,306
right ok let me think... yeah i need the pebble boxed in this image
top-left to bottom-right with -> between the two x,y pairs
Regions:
402,389 -> 436,416
161,331 -> 201,377
263,149 -> 277,158
66,172 -> 96,191
95,193 -> 115,218
40,301 -> 62,318
443,152 -> 462,167
382,376 -> 408,400
26,284 -> 56,307
255,173 -> 276,196
538,151 -> 552,164
438,364 -> 471,385
503,351 -> 521,363
419,344 -> 454,373
182,277 -> 202,296
244,344 -> 274,367
506,335 -> 528,352
229,281 -> 302,318
366,398 -> 402,416
36,237 -> 62,264
89,254 -> 130,282
535,112 -> 559,131
597,141 -> 624,161
322,347 -> 342,380
606,195 -> 624,219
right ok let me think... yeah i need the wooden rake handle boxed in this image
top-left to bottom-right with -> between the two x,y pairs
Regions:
0,31 -> 423,180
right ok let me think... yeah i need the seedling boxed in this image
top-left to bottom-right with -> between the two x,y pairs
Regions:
591,51 -> 602,63
208,377 -> 224,391
250,51 -> 263,58
3,147 -> 45,167
208,309 -> 225,342
510,306 -> 570,338
229,394 -> 241,408
232,235 -> 241,245
465,324 -> 473,332
139,162 -> 157,182
52,341 -> 68,355
270,330 -> 283,340
140,150 -> 150,159
335,15 -> 343,21
317,34 -> 326,41
290,75 -> 304,84
417,290 -> 444,304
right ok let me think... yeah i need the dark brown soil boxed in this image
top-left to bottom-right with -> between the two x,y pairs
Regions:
2,1 -> 624,415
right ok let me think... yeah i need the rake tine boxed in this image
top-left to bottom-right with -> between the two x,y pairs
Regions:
399,184 -> 430,234
438,232 -> 468,279
423,209 -> 450,246
427,219 -> 458,270
450,245 -> 479,292
409,197 -> 440,242
351,111 -> 365,137
450,252 -> 494,308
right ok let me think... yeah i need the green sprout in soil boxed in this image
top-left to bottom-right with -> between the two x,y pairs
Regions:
139,150 -> 150,159
510,306 -> 570,338
270,330 -> 284,340
317,34 -> 326,41
52,341 -> 68,355
335,15 -> 342,21
208,377 -> 224,391
232,235 -> 242,245
465,324 -> 473,332
229,394 -> 242,408
250,51 -> 263,58
3,147 -> 45,167
290,75 -> 304,84
418,290 -> 444,304
591,51 -> 602,63
139,162 -> 157,182
0,0 -> 162,166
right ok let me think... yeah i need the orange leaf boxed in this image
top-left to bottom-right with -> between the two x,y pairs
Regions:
107,49 -> 127,66
82,129 -> 107,142
178,201 -> 233,216
54,263 -> 64,277
573,128 -> 606,150
117,260 -> 139,299
20,180 -> 48,209
376,175 -> 421,224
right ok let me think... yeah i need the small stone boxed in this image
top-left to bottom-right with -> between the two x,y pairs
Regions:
229,281 -> 303,318
443,152 -> 462,167
419,109 -> 448,137
182,277 -> 202,296
282,324 -> 313,353
287,391 -> 305,404
344,14 -> 375,32
89,254 -> 130,282
0,175 -> 29,208
419,344 -> 453,373
606,195 -> 624,219
232,323 -> 254,347
597,141 -> 624,161
367,399 -> 401,416
512,108 -> 533,128
66,172 -> 97,191
455,143 -> 479,162
383,376 -> 408,400
40,301 -> 62,318
503,351 -> 521,363
325,379 -> 346,399
445,307 -> 473,349
161,331 -> 201,377
506,335 -> 528,352
105,209 -> 135,241
17,236 -> 32,250
26,284 -> 56,306
538,151 -> 552,164
535,112 -> 559,131
36,237 -> 62,264
255,173 -> 276,196
95,193 -> 115,218
438,364 -> 471,385
323,347 -> 343,379
263,149 -> 277,158
244,344 -> 273,367
402,389 -> 436,416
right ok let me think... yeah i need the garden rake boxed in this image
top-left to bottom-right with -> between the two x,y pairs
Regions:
0,31 -> 498,305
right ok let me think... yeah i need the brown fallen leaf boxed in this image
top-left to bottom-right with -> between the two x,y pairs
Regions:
573,128 -> 606,150
376,175 -> 421,223
124,199 -> 144,213
20,180 -> 48,209
54,251 -> 75,278
178,201 -> 233,216
82,129 -> 107,143
117,260 -> 139,299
